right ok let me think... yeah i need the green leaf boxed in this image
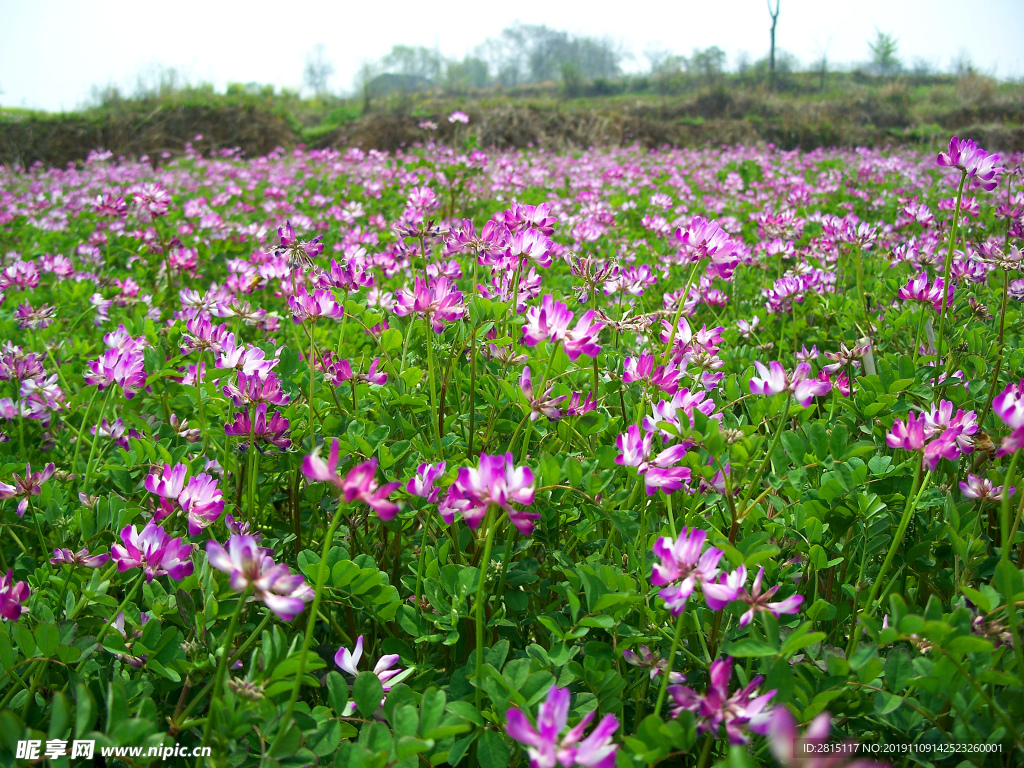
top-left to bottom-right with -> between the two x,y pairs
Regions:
380,328 -> 403,353
477,729 -> 510,768
884,649 -> 914,693
326,671 -> 349,715
874,691 -> 903,715
727,638 -> 776,657
354,671 -> 384,717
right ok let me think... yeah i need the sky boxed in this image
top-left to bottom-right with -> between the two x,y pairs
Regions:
1,0 -> 1022,112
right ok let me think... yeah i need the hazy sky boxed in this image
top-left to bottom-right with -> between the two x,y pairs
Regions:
1,0 -> 1022,112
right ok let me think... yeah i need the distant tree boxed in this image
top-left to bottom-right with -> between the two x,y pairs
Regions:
767,0 -> 780,89
380,45 -> 444,82
951,49 -> 975,77
688,46 -> 726,85
646,48 -> 685,76
868,29 -> 901,76
303,44 -> 335,97
444,56 -> 491,93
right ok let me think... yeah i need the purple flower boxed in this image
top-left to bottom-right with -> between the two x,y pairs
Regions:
937,136 -> 1003,192
179,473 -> 225,536
333,635 -> 408,716
730,566 -> 804,627
886,412 -> 963,470
897,272 -> 950,312
651,529 -> 734,614
444,453 -> 538,534
505,685 -> 619,768
668,657 -> 775,744
406,461 -> 446,502
622,645 -> 686,683
85,347 -> 147,399
302,440 -> 402,520
110,521 -> 195,583
144,463 -> 188,499
959,474 -> 1012,503
448,110 -> 469,124
206,535 -> 313,622
288,285 -> 345,324
222,372 -> 290,407
0,462 -> 55,517
749,361 -> 831,407
521,366 -> 566,422
224,403 -> 291,451
394,277 -> 465,333
523,295 -> 573,347
0,569 -> 30,621
275,220 -> 324,271
50,548 -> 110,568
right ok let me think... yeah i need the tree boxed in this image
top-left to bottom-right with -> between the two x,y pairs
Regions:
767,0 -> 780,89
303,45 -> 334,97
868,29 -> 900,76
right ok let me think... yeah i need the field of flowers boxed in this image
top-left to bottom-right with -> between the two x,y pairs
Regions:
0,126 -> 1022,767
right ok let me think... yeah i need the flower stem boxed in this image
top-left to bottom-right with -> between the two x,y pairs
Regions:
935,172 -> 966,367
270,507 -> 345,756
660,261 -> 701,365
845,463 -> 930,658
474,507 -> 498,711
308,321 -> 316,451
739,392 -> 792,514
653,612 -> 686,719
424,318 -> 442,456
998,451 -> 1024,684
74,572 -> 145,673
198,588 -> 249,766
83,387 -> 114,491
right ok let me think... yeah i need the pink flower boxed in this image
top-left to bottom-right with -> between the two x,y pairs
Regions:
302,440 -> 402,520
897,272 -> 950,312
749,361 -> 830,408
937,136 -> 1003,192
651,529 -> 733,614
521,366 -> 566,422
563,310 -> 603,361
50,548 -> 110,568
621,645 -> 686,683
275,219 -> 324,271
84,348 -> 147,399
505,684 -> 619,768
0,569 -> 30,622
669,657 -> 775,744
448,110 -> 469,124
959,474 -> 1012,503
887,412 -> 964,470
206,534 -> 313,621
144,463 -> 188,499
0,462 -> 55,517
179,474 -> 225,536
406,461 -> 446,502
731,566 -> 804,627
333,636 -> 408,716
288,285 -> 345,323
394,277 -> 465,333
444,453 -> 538,534
523,295 -> 573,347
224,403 -> 291,451
110,521 -> 195,583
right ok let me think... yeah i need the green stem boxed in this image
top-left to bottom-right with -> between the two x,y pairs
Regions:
424,318 -> 442,456
935,172 -> 966,368
739,392 -> 792,514
653,612 -> 686,718
74,572 -> 145,672
474,508 -> 498,711
414,514 -> 430,604
308,321 -> 317,451
845,463 -> 930,658
83,387 -> 114,491
198,588 -> 249,766
998,451 -> 1024,685
270,507 -> 346,755
660,261 -> 702,365
195,348 -> 208,452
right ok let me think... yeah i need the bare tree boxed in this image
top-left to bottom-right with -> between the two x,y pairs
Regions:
767,0 -> 780,89
303,44 -> 334,97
